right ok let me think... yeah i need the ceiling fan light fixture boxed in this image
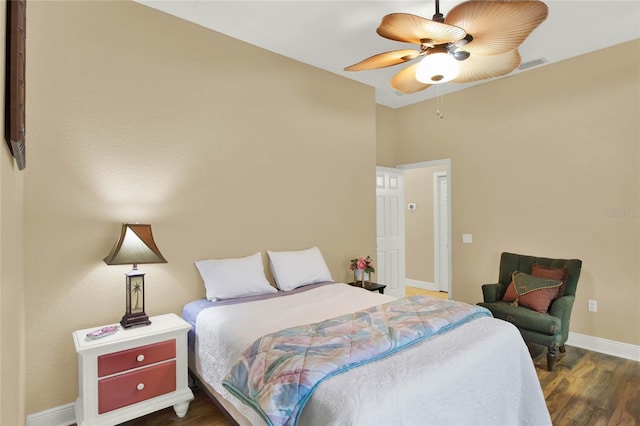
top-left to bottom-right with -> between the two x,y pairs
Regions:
415,48 -> 459,84
348,0 -> 549,95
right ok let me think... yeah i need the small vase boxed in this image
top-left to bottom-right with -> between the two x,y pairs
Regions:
354,269 -> 370,287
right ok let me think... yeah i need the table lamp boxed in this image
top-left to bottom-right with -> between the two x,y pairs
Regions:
103,224 -> 167,328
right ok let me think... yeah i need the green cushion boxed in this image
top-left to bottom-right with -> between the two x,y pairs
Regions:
512,271 -> 562,295
478,301 -> 561,335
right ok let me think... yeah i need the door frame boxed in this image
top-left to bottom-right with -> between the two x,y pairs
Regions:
397,159 -> 452,297
433,171 -> 449,293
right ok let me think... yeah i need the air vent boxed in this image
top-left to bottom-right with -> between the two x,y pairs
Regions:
518,58 -> 547,71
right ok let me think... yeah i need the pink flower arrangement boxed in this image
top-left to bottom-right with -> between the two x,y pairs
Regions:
349,255 -> 375,274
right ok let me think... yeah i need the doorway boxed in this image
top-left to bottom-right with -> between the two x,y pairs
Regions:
397,159 -> 452,297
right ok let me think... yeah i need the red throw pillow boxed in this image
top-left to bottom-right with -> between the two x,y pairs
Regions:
531,264 -> 568,296
519,288 -> 562,313
503,280 -> 519,303
502,271 -> 562,313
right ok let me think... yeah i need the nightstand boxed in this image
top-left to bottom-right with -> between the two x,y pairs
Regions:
348,281 -> 387,294
73,313 -> 194,426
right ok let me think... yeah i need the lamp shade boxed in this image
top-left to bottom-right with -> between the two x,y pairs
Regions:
415,46 -> 460,84
103,224 -> 167,266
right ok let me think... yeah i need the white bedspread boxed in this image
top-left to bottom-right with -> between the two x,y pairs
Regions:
194,283 -> 551,426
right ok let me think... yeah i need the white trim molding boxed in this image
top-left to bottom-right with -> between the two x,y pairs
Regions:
405,279 -> 437,291
567,332 -> 640,362
432,171 -> 449,294
26,402 -> 75,426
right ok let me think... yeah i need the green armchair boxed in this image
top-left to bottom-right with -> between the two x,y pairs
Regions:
478,252 -> 582,371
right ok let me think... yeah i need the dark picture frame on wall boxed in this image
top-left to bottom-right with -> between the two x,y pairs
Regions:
5,0 -> 26,170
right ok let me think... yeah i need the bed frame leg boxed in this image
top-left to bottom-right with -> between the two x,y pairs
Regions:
188,370 -> 199,390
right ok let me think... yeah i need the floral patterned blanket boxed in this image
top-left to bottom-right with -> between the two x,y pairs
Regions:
223,295 -> 492,426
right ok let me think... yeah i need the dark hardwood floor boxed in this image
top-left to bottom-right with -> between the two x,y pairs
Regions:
531,344 -> 639,426
121,345 -> 639,426
118,387 -> 230,426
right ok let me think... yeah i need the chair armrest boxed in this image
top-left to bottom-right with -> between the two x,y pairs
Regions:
482,283 -> 506,303
549,295 -> 575,343
549,295 -> 575,321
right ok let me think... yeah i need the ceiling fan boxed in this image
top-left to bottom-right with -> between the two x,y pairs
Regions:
344,0 -> 549,95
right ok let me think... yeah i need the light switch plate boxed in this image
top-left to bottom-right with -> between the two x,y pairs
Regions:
462,234 -> 472,244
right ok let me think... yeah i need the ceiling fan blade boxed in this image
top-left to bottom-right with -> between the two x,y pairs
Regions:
452,49 -> 521,83
391,63 -> 432,94
377,13 -> 466,46
445,1 -> 548,55
344,50 -> 421,71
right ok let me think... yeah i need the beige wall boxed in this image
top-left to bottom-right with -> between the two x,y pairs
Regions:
1,1 -> 26,424
24,1 -> 376,414
376,105 -> 397,167
12,0 -> 640,418
0,150 -> 25,426
392,40 -> 640,346
404,166 -> 446,284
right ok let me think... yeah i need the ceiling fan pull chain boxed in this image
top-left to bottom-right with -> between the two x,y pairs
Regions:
436,85 -> 445,119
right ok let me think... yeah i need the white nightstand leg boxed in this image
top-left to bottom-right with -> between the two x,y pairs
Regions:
173,400 -> 191,418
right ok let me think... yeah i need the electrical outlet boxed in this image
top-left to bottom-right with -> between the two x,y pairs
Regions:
588,299 -> 598,312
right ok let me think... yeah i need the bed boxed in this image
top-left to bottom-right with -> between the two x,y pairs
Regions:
183,281 -> 551,426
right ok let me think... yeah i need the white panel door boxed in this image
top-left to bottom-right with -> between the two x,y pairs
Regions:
376,167 -> 405,298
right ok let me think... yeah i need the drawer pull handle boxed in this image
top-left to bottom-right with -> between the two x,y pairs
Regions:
136,354 -> 145,362
137,383 -> 145,391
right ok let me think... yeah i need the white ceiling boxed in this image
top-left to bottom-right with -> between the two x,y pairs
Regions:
137,0 -> 640,109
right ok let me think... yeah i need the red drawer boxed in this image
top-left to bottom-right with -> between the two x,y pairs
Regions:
98,340 -> 175,377
98,360 -> 176,414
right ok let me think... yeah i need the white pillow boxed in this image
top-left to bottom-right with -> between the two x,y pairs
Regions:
268,246 -> 333,291
194,252 -> 276,301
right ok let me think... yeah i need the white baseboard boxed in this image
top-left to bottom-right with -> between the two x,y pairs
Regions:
406,279 -> 438,291
567,332 -> 640,362
26,402 -> 75,426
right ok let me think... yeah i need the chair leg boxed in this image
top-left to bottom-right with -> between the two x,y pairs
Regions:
547,347 -> 557,371
559,344 -> 566,353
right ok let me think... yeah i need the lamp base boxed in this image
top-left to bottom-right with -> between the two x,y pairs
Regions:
120,313 -> 151,329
